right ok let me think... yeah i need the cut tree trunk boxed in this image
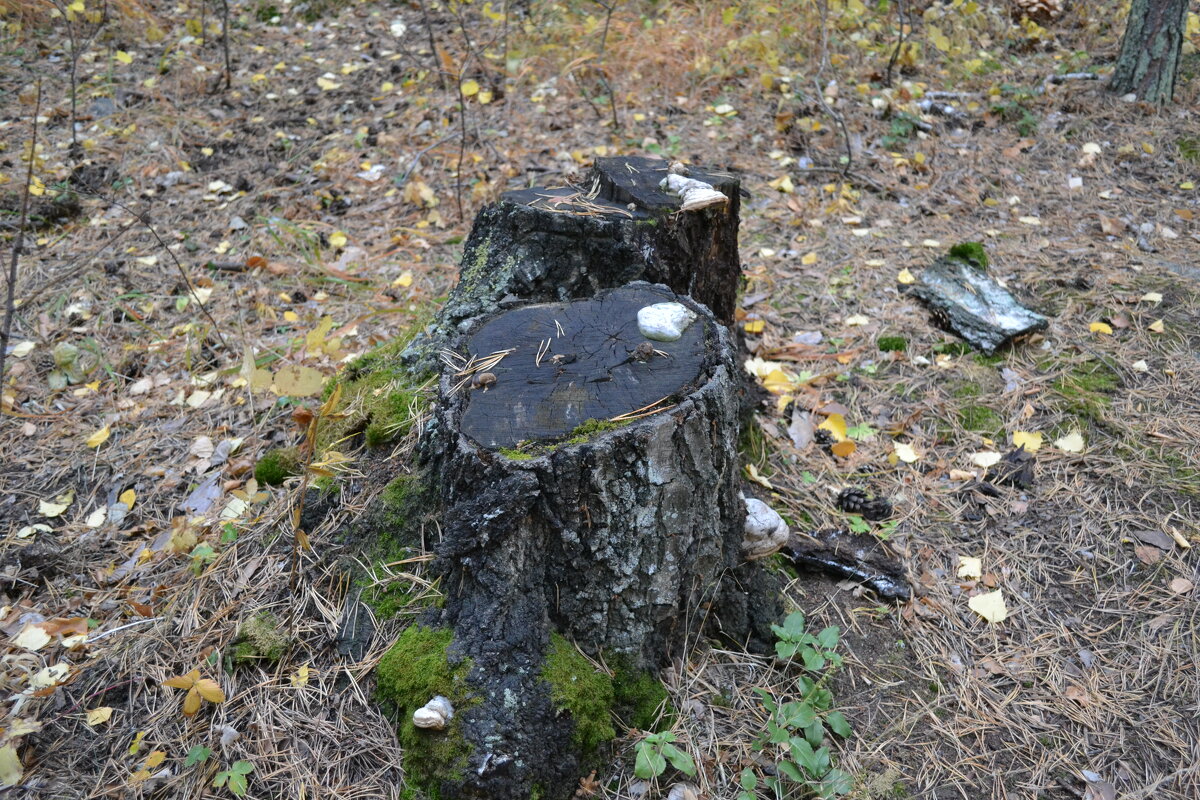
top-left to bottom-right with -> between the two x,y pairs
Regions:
421,283 -> 756,798
1109,0 -> 1191,105
405,156 -> 742,372
376,157 -> 779,799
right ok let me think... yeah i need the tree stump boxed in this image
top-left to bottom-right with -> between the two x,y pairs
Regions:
376,158 -> 774,800
405,156 -> 742,372
403,284 -> 748,798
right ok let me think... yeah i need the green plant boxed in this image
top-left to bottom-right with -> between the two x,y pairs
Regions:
184,745 -> 212,767
740,612 -> 853,799
881,111 -> 922,148
213,760 -> 253,796
633,730 -> 696,780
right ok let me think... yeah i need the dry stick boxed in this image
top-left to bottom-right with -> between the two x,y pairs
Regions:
885,0 -> 908,89
74,188 -> 231,352
219,0 -> 233,90
0,82 -> 41,401
593,0 -> 621,130
416,0 -> 447,92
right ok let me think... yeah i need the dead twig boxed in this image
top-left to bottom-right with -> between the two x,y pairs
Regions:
0,81 -> 41,404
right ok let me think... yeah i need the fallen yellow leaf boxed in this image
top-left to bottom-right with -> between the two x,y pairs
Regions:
817,413 -> 847,442
893,442 -> 919,463
119,488 -> 136,508
957,556 -> 983,579
14,624 -> 51,651
85,424 -> 111,448
114,50 -> 133,64
801,252 -> 818,265
971,451 -> 1002,468
896,268 -> 915,285
1140,292 -> 1163,304
393,271 -> 413,288
460,79 -> 480,97
761,368 -> 793,395
1053,431 -> 1085,453
830,440 -> 856,458
0,744 -> 22,788
743,319 -> 765,334
290,664 -> 310,688
86,706 -> 115,726
329,231 -> 347,248
1148,318 -> 1165,333
1011,431 -> 1042,452
1089,321 -> 1112,335
968,589 -> 1008,623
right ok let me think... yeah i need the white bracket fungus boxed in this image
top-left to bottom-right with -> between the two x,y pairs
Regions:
636,302 -> 697,342
658,173 -> 729,212
742,496 -> 789,560
413,695 -> 454,730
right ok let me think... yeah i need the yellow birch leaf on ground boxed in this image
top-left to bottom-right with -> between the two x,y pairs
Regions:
845,314 -> 870,326
478,90 -> 493,104
14,624 -> 51,651
743,319 -> 764,334
316,76 -> 340,91
1140,292 -> 1163,303
831,440 -> 856,458
896,268 -> 915,284
817,413 -> 847,442
1131,360 -> 1149,372
86,424 -> 111,448
39,499 -> 69,517
969,589 -> 1008,623
1054,431 -> 1085,453
194,679 -> 225,704
972,451 -> 1002,468
801,251 -> 818,265
290,664 -> 310,687
11,341 -> 35,357
0,744 -> 22,788
761,368 -> 793,395
460,79 -> 480,97
957,556 -> 983,579
28,176 -> 45,196
1011,431 -> 1042,452
128,731 -> 146,755
114,50 -> 133,64
119,489 -> 136,508
87,707 -> 115,726
1148,318 -> 1165,333
85,506 -> 107,528
745,463 -> 773,489
144,751 -> 166,769
769,175 -> 794,193
894,442 -> 919,463
1089,321 -> 1112,335
328,231 -> 347,248
274,365 -> 325,396
393,271 -> 413,287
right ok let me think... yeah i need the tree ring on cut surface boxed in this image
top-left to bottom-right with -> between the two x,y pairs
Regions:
453,284 -> 712,450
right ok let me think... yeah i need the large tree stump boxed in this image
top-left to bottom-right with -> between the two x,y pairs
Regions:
374,158 -> 776,800
405,157 -> 741,371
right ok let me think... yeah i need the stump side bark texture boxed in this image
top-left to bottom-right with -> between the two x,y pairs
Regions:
427,284 -> 749,798
406,156 -> 741,371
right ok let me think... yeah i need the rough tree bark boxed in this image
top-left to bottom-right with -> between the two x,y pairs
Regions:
377,159 -> 778,800
1109,0 -> 1192,105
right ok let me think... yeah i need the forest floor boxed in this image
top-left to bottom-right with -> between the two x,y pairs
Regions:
2,1 -> 1199,798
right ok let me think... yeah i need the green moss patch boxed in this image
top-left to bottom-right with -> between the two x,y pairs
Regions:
612,660 -> 670,731
1051,359 -> 1120,422
376,625 -> 476,794
542,634 -> 616,752
877,336 -> 907,352
948,241 -> 988,270
254,446 -> 301,486
231,612 -> 291,665
958,404 -> 1003,435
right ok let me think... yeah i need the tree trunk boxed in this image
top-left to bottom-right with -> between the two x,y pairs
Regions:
405,157 -> 742,373
374,159 -> 780,800
1109,0 -> 1192,105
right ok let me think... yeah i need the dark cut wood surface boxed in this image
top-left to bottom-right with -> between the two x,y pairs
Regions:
458,285 -> 708,449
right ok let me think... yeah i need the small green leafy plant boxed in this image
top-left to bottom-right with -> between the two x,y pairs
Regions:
213,760 -> 254,797
739,612 -> 853,799
633,730 -> 696,780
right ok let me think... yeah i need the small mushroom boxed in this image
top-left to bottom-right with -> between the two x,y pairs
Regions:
413,695 -> 454,730
471,371 -> 497,391
742,496 -> 789,560
668,161 -> 690,176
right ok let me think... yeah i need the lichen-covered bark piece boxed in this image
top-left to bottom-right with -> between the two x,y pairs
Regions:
405,156 -> 741,371
422,283 -> 751,799
907,256 -> 1048,354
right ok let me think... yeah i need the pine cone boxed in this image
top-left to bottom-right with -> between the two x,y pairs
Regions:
814,428 -> 836,454
835,488 -> 894,522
